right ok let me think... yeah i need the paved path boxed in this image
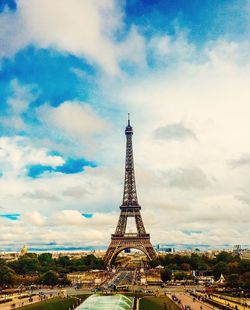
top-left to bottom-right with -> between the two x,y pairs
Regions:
1,295 -> 42,310
208,295 -> 250,310
194,292 -> 250,310
0,290 -> 63,310
172,293 -> 217,310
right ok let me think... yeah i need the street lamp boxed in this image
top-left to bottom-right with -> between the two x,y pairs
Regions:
241,290 -> 245,310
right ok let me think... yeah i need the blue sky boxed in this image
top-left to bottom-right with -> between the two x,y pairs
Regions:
0,0 -> 250,249
125,0 -> 249,41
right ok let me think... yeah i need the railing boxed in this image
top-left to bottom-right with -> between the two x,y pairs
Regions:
112,233 -> 150,238
124,233 -> 139,237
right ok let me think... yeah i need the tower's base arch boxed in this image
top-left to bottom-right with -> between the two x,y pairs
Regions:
104,234 -> 157,267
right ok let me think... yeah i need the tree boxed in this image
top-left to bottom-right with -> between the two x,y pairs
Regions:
215,252 -> 234,263
239,260 -> 250,274
242,278 -> 250,290
73,255 -> 105,271
24,253 -> 38,259
57,256 -> 72,268
9,256 -> 39,274
227,274 -> 240,287
197,262 -> 209,271
149,259 -> 160,268
228,261 -> 239,274
213,262 -> 229,279
162,254 -> 174,266
190,254 -> 201,270
59,275 -> 71,286
40,270 -> 59,286
172,254 -> 182,266
174,272 -> 190,281
161,268 -> 172,282
180,263 -> 191,271
0,266 -> 16,287
241,272 -> 250,289
38,253 -> 53,265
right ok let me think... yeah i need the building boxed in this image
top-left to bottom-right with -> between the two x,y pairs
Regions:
157,244 -> 175,253
240,250 -> 250,260
145,268 -> 162,285
20,244 -> 28,255
67,270 -> 108,286
195,275 -> 215,284
0,252 -> 19,261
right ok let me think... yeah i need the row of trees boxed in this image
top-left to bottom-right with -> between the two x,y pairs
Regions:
153,252 -> 250,289
8,253 -> 104,274
0,253 -> 105,287
160,268 -> 250,289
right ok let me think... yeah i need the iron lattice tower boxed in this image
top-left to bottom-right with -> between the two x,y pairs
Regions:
104,115 -> 157,267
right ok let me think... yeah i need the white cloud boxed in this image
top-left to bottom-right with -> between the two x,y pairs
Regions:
0,0 -> 147,75
51,210 -> 117,227
23,190 -> 60,201
0,79 -> 38,130
229,153 -> 250,168
22,211 -> 45,226
63,186 -> 88,199
37,101 -> 109,139
117,26 -> 147,68
162,167 -> 210,190
0,136 -> 64,177
51,210 -> 85,226
154,122 -> 197,141
7,79 -> 37,114
0,0 -> 118,73
148,30 -> 196,64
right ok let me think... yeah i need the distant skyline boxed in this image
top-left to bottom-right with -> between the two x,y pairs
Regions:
2,243 -> 249,253
0,0 -> 250,249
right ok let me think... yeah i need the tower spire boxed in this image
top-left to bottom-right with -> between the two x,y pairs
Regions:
122,114 -> 138,206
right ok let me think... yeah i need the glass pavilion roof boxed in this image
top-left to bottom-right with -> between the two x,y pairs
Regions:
75,294 -> 134,310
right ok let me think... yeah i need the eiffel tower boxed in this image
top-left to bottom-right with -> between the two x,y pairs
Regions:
104,115 -> 157,267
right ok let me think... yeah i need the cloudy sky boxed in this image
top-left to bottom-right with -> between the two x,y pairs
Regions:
0,0 -> 250,251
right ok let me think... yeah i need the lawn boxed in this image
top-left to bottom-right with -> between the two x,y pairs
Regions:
21,297 -> 78,310
139,296 -> 180,310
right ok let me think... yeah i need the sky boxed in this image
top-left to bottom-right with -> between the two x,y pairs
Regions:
0,0 -> 250,251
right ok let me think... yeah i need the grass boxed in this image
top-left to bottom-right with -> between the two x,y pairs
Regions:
21,297 -> 78,310
140,296 -> 181,310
